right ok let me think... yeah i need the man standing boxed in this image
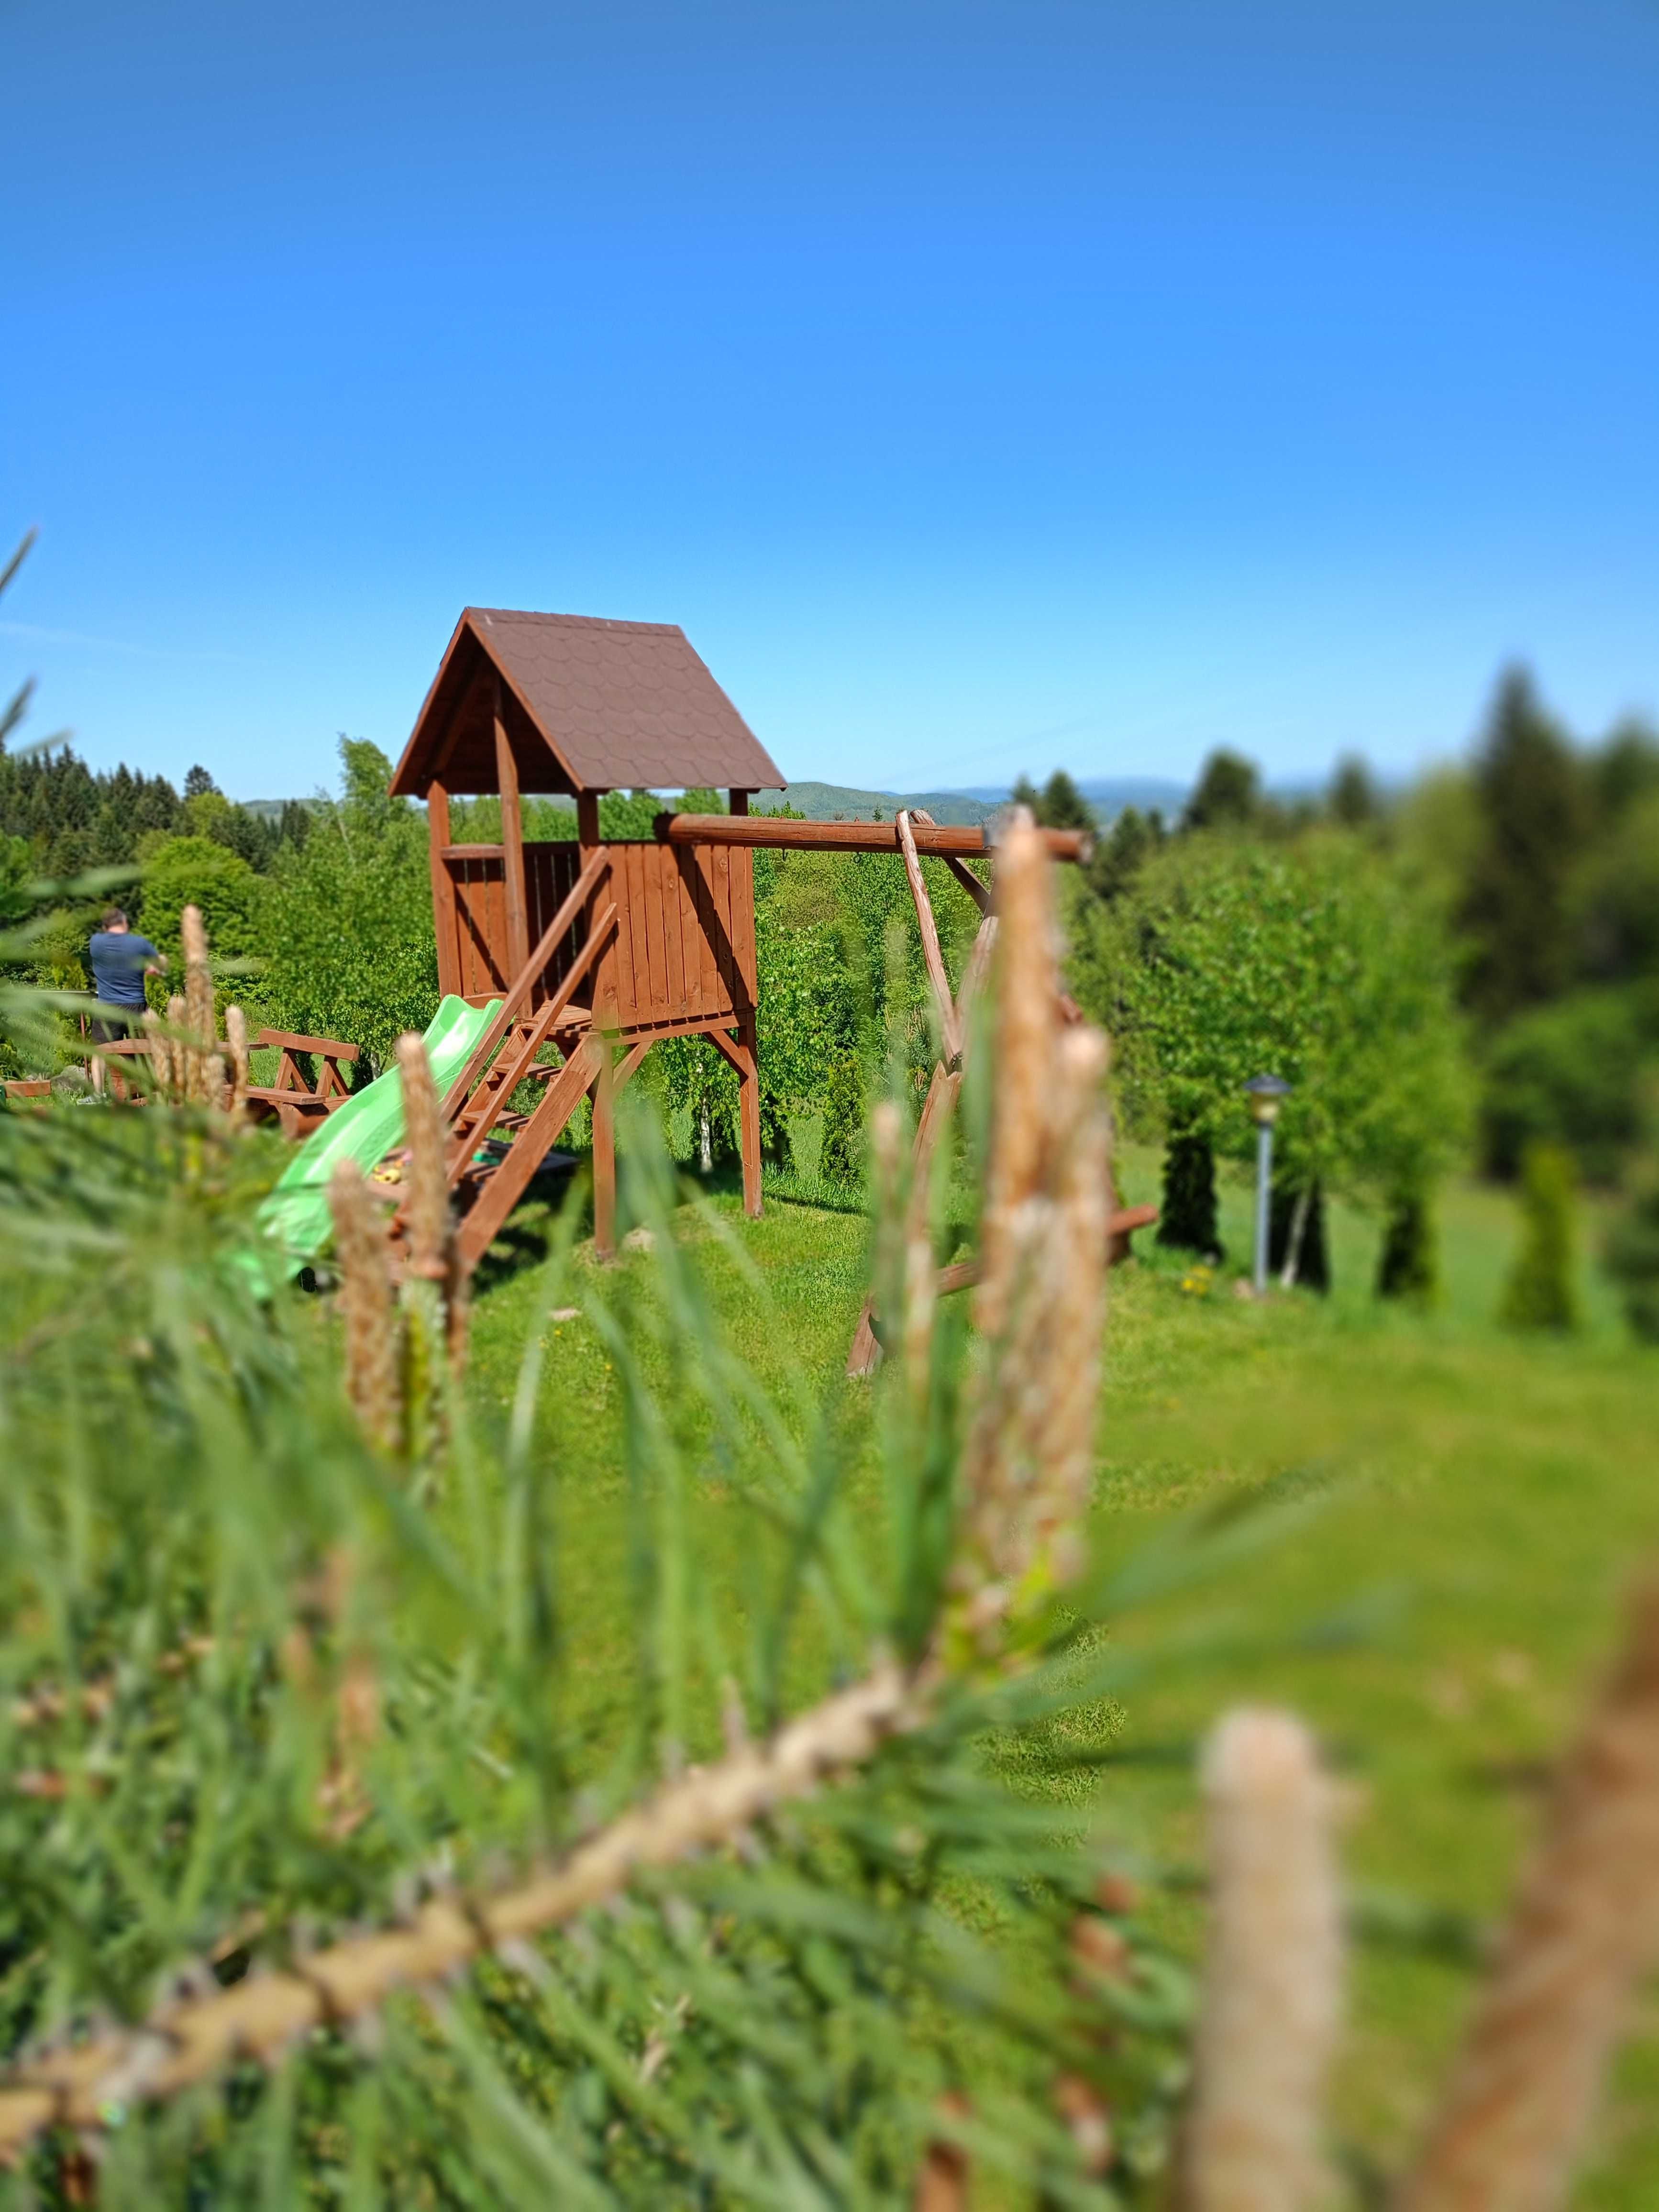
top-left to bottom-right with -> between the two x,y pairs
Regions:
86,907 -> 166,1091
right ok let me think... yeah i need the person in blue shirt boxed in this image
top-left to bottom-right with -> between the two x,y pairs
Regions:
86,907 -> 167,1091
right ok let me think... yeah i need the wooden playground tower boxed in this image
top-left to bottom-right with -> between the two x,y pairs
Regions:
390,608 -> 1092,1296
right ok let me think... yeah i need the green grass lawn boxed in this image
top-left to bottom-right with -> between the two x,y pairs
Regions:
463,1144 -> 1659,2206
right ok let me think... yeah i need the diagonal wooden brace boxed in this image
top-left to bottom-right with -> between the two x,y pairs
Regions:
896,810 -> 962,1066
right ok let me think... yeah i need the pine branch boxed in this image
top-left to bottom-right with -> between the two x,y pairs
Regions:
0,1659 -> 927,2152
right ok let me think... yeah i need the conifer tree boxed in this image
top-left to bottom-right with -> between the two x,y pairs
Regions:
1500,1141 -> 1580,1332
1088,803 -> 1162,902
1461,668 -> 1591,1026
1035,767 -> 1094,831
1157,1128 -> 1221,1257
1377,1185 -> 1438,1304
1329,754 -> 1379,827
1605,1176 -> 1659,1344
1182,750 -> 1261,832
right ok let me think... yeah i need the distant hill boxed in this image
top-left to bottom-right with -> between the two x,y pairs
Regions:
956,778 -> 1190,820
243,776 -> 1204,828
750,781 -> 998,827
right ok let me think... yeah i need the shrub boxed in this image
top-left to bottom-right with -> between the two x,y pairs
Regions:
1377,1186 -> 1438,1304
1499,1141 -> 1579,1332
1605,1179 -> 1659,1344
136,833 -> 265,965
820,1049 -> 866,1186
1481,984 -> 1659,1184
1157,1130 -> 1221,1257
1116,835 -> 1471,1206
261,741 -> 437,1073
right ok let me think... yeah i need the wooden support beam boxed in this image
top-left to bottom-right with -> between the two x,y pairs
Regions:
591,1039 -> 616,1259
426,781 -> 460,998
494,676 -> 531,982
656,814 -> 1090,863
896,811 -> 962,1066
737,1011 -> 763,1218
708,1023 -> 764,1218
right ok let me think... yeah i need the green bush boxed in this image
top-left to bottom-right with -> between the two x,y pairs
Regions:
1605,1179 -> 1659,1344
1115,834 -> 1471,1205
1482,983 -> 1659,1184
1499,1141 -> 1579,1332
137,833 -> 266,966
820,1049 -> 866,1186
261,741 -> 437,1073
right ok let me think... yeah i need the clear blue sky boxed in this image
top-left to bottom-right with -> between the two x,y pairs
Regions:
5,0 -> 1656,800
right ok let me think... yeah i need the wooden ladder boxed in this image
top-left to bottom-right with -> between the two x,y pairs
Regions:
396,851 -> 619,1272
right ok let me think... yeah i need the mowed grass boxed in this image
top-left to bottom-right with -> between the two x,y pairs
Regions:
464,1142 -> 1659,2206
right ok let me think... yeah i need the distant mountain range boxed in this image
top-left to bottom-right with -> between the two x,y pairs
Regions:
752,776 -> 1192,825
247,775 -> 1205,827
749,781 -> 999,826
961,778 -> 1190,817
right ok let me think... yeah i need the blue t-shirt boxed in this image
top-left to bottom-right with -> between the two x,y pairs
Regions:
88,930 -> 159,1010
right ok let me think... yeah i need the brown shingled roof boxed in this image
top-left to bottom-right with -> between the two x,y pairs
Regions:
389,608 -> 785,799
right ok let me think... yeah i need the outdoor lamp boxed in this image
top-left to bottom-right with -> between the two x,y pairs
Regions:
1244,1075 -> 1293,1292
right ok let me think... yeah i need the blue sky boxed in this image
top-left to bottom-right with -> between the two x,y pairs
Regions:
5,0 -> 1657,800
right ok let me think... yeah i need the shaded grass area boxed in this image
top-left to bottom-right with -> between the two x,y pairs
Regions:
464,1146 -> 1659,2205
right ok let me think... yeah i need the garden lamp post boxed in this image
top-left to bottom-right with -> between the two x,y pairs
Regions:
1245,1075 -> 1293,1294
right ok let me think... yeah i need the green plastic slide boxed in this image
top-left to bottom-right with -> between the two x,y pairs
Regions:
255,994 -> 502,1273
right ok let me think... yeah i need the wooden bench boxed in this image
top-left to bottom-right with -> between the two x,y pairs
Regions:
83,1026 -> 360,1134
243,1029 -> 360,1137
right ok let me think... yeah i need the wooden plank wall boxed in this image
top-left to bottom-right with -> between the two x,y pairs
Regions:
445,840 -> 756,1033
601,841 -> 756,1031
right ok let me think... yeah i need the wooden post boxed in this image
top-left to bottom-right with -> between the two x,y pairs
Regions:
494,678 -> 530,983
737,1011 -> 763,1219
592,1042 -> 617,1259
729,788 -> 750,817
576,789 -> 609,1018
707,1025 -> 764,1222
896,810 -> 962,1065
426,780 -> 459,998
